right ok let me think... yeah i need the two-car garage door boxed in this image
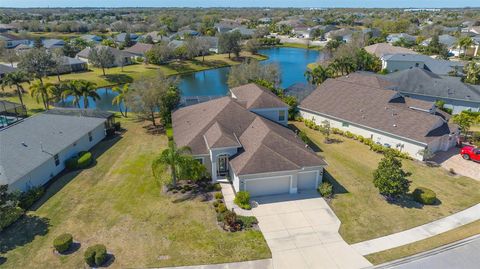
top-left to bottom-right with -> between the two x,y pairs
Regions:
244,171 -> 319,197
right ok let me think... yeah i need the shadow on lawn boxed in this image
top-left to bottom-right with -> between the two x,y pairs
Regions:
0,256 -> 6,265
0,215 -> 50,254
30,134 -> 123,211
104,74 -> 133,84
387,195 -> 442,209
324,169 -> 348,194
288,124 -> 322,152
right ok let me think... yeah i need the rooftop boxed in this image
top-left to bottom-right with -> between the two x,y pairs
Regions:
230,83 -> 288,110
364,43 -> 418,58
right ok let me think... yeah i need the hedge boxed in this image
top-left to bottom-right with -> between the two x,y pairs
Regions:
84,244 -> 107,267
412,187 -> 437,205
0,206 -> 23,232
18,186 -> 45,210
53,233 -> 73,253
318,182 -> 333,198
66,151 -> 93,170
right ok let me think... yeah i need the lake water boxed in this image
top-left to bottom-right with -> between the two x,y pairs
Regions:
58,47 -> 321,110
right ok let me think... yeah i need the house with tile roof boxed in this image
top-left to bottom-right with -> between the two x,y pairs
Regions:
364,43 -> 418,58
172,83 -> 326,197
299,73 -> 459,161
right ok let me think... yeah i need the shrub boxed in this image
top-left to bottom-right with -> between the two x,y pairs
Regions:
213,183 -> 222,191
66,151 -> 93,170
213,200 -> 220,207
84,244 -> 107,267
234,191 -> 251,210
318,182 -> 333,198
412,187 -> 437,205
216,203 -> 227,213
223,210 -> 241,232
214,192 -> 223,199
238,215 -> 258,229
53,233 -> 73,253
18,186 -> 45,210
299,131 -> 309,144
0,206 -> 23,232
216,212 -> 225,222
166,127 -> 174,141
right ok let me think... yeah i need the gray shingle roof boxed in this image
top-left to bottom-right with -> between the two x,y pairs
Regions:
300,73 -> 456,144
383,54 -> 464,75
0,109 -> 110,185
383,67 -> 480,103
0,64 -> 16,76
172,96 -> 325,176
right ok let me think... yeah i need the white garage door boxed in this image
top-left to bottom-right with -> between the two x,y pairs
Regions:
297,171 -> 318,190
245,176 -> 291,197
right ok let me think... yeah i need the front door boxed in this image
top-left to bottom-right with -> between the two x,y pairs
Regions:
217,155 -> 229,176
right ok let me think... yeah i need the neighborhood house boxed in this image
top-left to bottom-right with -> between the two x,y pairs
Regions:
172,83 -> 326,197
0,109 -> 114,191
299,74 -> 459,161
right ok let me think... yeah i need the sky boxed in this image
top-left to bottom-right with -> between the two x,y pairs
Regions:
1,0 -> 479,8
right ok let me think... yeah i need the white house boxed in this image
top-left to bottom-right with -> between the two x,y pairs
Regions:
172,83 -> 326,197
0,109 -> 114,191
299,74 -> 459,161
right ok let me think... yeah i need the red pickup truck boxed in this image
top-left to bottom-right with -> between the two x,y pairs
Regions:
461,146 -> 480,162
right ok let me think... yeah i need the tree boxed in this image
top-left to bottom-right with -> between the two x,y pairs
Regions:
159,84 -> 181,124
30,80 -> 53,109
18,48 -> 57,84
51,48 -> 68,82
227,61 -> 280,88
126,75 -> 161,126
464,62 -> 480,85
101,39 -> 116,48
453,112 -> 476,136
47,82 -> 67,104
144,35 -> 154,44
76,80 -> 100,109
152,143 -> 205,187
63,37 -> 90,57
196,37 -> 211,62
112,83 -> 130,117
219,30 -> 241,58
320,120 -> 331,141
245,38 -> 260,54
1,49 -> 19,67
88,47 -> 115,76
1,71 -> 31,107
184,37 -> 200,59
145,42 -> 173,64
123,33 -> 133,47
373,152 -> 411,199
457,36 -> 474,57
33,37 -> 43,48
305,65 -> 334,85
418,148 -> 435,161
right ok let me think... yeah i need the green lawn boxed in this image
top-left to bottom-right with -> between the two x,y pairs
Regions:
279,42 -> 322,50
366,220 -> 480,265
0,119 -> 270,268
293,121 -> 480,244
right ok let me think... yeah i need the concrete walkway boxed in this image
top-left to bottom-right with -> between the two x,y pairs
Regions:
220,182 -> 253,216
352,203 -> 480,255
251,192 -> 372,269
432,147 -> 480,181
160,259 -> 273,269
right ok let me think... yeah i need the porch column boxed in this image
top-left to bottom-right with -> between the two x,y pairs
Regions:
211,161 -> 217,182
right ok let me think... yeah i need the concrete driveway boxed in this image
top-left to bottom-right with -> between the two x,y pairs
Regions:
251,192 -> 371,269
432,147 -> 480,181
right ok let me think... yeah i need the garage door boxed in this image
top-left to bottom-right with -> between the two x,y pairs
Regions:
297,171 -> 318,190
245,176 -> 291,197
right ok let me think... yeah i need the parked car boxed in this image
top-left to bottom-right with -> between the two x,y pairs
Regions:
460,146 -> 480,162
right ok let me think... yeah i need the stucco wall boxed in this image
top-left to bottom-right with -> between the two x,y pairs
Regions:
299,109 -> 428,160
383,59 -> 425,73
10,123 -> 106,191
251,107 -> 288,125
400,92 -> 480,114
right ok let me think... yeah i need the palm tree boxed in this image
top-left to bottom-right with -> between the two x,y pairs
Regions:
30,80 -> 52,110
1,71 -> 31,107
152,143 -> 191,187
305,65 -> 333,85
76,80 -> 100,109
458,36 -> 474,57
464,62 -> 480,85
47,82 -> 67,104
112,83 -> 130,117
61,80 -> 82,108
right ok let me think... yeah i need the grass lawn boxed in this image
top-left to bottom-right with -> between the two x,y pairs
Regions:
279,42 -> 322,50
366,220 -> 480,265
293,121 -> 480,244
0,119 -> 270,268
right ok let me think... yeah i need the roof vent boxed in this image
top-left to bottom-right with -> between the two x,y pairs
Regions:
21,142 -> 27,147
393,124 -> 397,127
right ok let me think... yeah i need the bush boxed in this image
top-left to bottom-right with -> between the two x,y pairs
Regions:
0,206 -> 23,232
234,191 -> 251,210
214,192 -> 223,199
84,244 -> 107,267
238,215 -> 258,229
223,210 -> 242,232
65,151 -> 93,170
53,233 -> 73,253
213,183 -> 222,191
166,127 -> 174,141
298,131 -> 309,144
318,182 -> 333,198
216,203 -> 227,213
18,186 -> 45,210
412,187 -> 437,205
213,200 -> 220,207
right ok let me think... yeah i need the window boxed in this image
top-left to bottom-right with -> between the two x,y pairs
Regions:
54,154 -> 60,166
278,110 -> 286,121
342,122 -> 349,127
195,158 -> 203,164
88,132 -> 93,142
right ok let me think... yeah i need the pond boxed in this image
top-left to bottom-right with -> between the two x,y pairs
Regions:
57,47 -> 321,111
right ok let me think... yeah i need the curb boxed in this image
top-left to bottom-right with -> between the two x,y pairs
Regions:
370,234 -> 480,268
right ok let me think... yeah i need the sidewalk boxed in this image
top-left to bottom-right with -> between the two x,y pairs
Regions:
160,259 -> 273,269
352,203 -> 480,255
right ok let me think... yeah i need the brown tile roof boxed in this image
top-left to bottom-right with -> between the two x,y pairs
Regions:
124,43 -> 153,55
300,74 -> 456,144
230,83 -> 288,109
364,42 -> 418,58
172,96 -> 325,175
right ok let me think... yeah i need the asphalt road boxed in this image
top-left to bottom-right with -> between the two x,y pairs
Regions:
377,235 -> 480,269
